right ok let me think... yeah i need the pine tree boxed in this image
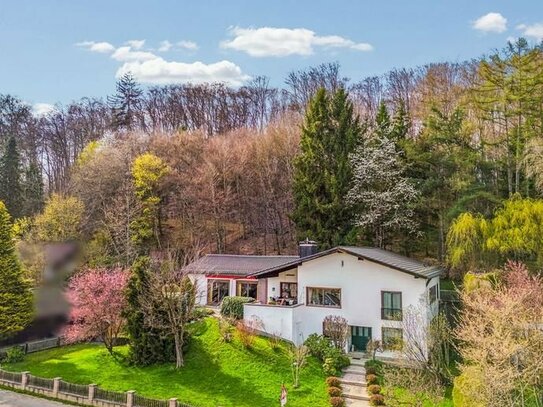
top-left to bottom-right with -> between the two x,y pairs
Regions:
390,100 -> 410,142
21,161 -> 44,217
375,101 -> 391,138
292,88 -> 363,248
124,256 -> 175,365
0,201 -> 33,339
108,72 -> 143,131
0,137 -> 23,219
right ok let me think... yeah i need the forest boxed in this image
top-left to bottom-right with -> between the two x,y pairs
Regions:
2,38 -> 543,280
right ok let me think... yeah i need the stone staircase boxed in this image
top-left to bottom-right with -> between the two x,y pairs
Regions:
340,356 -> 370,407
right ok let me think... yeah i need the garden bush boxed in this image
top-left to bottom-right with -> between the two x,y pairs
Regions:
367,384 -> 381,394
327,386 -> 342,397
3,346 -> 25,363
329,396 -> 345,407
326,376 -> 341,388
366,374 -> 378,385
369,394 -> 385,406
220,296 -> 254,320
365,359 -> 384,376
192,306 -> 214,320
218,317 -> 234,342
304,333 -> 333,360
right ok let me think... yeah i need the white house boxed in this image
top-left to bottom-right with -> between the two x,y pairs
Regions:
185,242 -> 442,354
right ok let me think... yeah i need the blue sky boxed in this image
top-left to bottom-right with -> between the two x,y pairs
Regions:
1,0 -> 543,112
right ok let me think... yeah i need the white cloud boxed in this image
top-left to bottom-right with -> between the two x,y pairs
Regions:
473,12 -> 507,33
221,26 -> 373,57
517,23 -> 543,40
116,58 -> 250,86
111,46 -> 158,62
177,40 -> 199,50
158,40 -> 173,52
125,39 -> 145,50
76,41 -> 115,53
32,103 -> 55,117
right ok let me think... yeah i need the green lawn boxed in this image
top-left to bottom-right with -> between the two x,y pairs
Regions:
4,318 -> 328,407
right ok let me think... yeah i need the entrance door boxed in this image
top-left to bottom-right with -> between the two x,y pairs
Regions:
207,280 -> 230,305
351,326 -> 372,351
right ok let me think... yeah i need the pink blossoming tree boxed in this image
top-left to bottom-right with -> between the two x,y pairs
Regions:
64,267 -> 129,354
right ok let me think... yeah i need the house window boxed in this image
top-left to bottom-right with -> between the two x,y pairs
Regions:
207,280 -> 230,305
382,327 -> 403,350
280,282 -> 297,299
307,287 -> 341,308
237,281 -> 257,298
429,284 -> 438,304
381,291 -> 402,320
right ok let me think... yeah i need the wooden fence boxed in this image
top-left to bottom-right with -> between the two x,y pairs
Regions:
0,337 -> 60,358
0,369 -> 193,407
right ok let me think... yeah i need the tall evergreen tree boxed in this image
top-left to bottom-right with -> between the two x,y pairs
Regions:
0,137 -> 22,219
108,72 -> 143,131
21,161 -> 44,217
0,201 -> 33,339
292,88 -> 363,248
124,256 -> 175,366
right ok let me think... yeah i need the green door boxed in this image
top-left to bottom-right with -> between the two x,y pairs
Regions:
351,326 -> 372,351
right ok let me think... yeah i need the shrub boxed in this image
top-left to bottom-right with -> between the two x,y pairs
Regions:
3,346 -> 25,363
235,318 -> 262,348
322,315 -> 349,349
323,357 -> 339,376
366,374 -> 378,385
365,366 -> 377,375
367,384 -> 381,395
220,296 -> 254,320
326,376 -> 341,388
269,333 -> 282,351
328,386 -> 342,397
218,317 -> 234,342
304,333 -> 333,361
192,306 -> 214,320
329,396 -> 345,407
365,359 -> 384,376
369,394 -> 385,406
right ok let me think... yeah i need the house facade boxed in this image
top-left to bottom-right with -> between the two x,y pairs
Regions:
185,243 -> 442,354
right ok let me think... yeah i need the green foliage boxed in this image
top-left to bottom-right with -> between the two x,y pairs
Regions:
452,367 -> 485,407
192,306 -> 214,321
322,349 -> 350,376
304,333 -> 333,361
292,87 -> 363,248
365,359 -> 385,376
219,296 -> 254,320
34,194 -> 84,242
131,153 -> 170,252
448,196 -> 543,274
21,162 -> 44,217
0,137 -> 22,219
124,256 -> 175,366
3,346 -> 25,363
0,201 -> 33,339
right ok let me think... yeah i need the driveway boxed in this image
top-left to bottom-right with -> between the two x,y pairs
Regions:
0,390 -> 68,407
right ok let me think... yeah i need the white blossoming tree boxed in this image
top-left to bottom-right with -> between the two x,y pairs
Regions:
348,135 -> 419,248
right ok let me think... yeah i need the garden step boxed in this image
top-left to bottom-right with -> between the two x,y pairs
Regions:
340,379 -> 367,386
349,358 -> 367,367
341,372 -> 367,385
345,397 -> 370,407
342,384 -> 370,401
343,365 -> 366,374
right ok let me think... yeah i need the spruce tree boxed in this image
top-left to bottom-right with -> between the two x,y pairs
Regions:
108,72 -> 143,131
21,161 -> 44,217
0,137 -> 23,219
0,201 -> 33,339
292,88 -> 363,248
124,256 -> 175,365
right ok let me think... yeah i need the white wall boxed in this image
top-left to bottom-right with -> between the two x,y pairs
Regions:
188,275 -> 259,306
267,269 -> 298,301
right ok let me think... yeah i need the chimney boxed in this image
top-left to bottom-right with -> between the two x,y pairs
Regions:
299,238 -> 318,258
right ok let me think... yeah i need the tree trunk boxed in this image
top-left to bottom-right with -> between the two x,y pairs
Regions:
173,330 -> 184,368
